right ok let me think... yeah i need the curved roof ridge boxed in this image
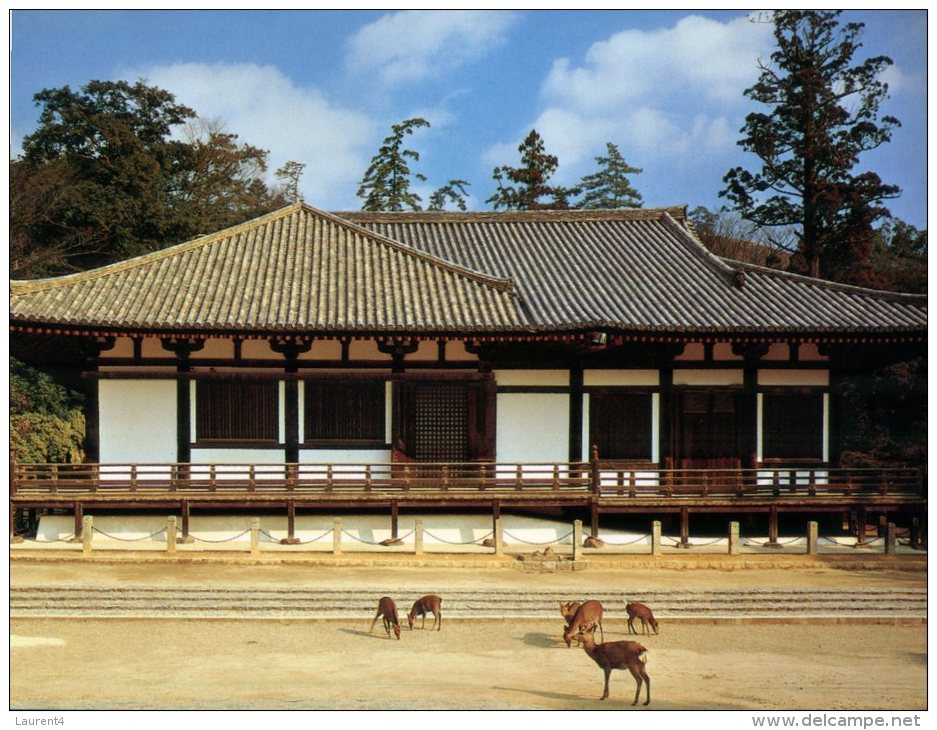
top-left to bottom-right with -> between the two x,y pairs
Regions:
658,212 -> 739,282
339,205 -> 689,224
11,202 -> 518,297
10,204 -> 305,295
308,204 -> 515,293
729,258 -> 928,304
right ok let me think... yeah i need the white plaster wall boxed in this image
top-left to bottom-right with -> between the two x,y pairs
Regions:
299,449 -> 392,465
497,393 -> 569,463
495,369 -> 569,387
99,380 -> 177,463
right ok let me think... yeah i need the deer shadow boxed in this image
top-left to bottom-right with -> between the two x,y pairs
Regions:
521,631 -> 567,648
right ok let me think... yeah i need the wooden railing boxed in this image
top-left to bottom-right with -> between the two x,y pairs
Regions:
10,460 -> 924,502
594,462 -> 924,500
10,461 -> 593,496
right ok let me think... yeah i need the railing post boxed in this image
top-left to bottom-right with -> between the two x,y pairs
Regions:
885,522 -> 897,556
167,516 -> 177,554
573,519 -> 582,561
651,520 -> 662,556
728,521 -> 739,555
72,503 -> 84,543
807,521 -> 819,555
82,516 -> 93,556
414,519 -> 424,555
333,518 -> 342,555
250,517 -> 260,555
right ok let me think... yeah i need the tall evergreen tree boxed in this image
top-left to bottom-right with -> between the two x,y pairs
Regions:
575,142 -> 643,209
357,117 -> 430,211
14,79 -> 285,275
275,160 -> 307,204
721,10 -> 900,281
486,129 -> 577,210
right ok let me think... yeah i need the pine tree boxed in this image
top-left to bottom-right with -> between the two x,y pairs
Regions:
576,142 -> 643,209
357,117 -> 430,211
275,160 -> 306,203
486,129 -> 577,210
721,10 -> 900,281
427,179 -> 470,211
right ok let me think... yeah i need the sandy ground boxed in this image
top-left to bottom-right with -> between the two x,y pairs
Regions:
9,558 -> 928,712
10,617 -> 927,711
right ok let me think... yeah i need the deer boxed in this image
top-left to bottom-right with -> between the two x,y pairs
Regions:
563,599 -> 604,648
577,626 -> 650,705
559,601 -> 585,646
369,596 -> 401,639
408,594 -> 442,630
626,601 -> 659,635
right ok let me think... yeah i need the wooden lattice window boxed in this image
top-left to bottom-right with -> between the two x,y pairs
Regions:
762,392 -> 824,460
196,381 -> 278,443
304,380 -> 386,445
413,383 -> 469,462
590,392 -> 652,460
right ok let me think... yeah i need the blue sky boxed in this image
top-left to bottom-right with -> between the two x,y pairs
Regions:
7,8 -> 929,228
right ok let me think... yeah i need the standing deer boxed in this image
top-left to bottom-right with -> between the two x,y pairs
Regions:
563,599 -> 604,647
626,601 -> 659,635
408,594 -> 442,630
369,596 -> 401,639
578,627 -> 650,705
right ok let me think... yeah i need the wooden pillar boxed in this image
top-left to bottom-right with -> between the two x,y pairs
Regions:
677,506 -> 690,548
568,364 -> 584,462
180,501 -> 193,543
765,505 -> 781,547
590,445 -> 600,538
492,500 -> 500,541
281,500 -> 299,544
390,500 -> 399,540
885,522 -> 897,555
72,502 -> 84,542
269,339 -> 311,465
162,338 -> 204,465
658,365 -> 674,467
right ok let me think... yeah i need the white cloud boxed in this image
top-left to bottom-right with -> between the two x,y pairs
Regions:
346,10 -> 518,85
123,62 -> 375,209
483,14 -> 774,187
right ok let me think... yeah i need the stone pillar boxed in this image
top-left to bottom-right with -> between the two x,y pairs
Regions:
167,516 -> 177,554
250,517 -> 260,556
651,520 -> 662,556
885,522 -> 897,556
82,516 -> 93,556
807,521 -> 818,555
333,518 -> 342,555
414,519 -> 424,556
728,521 -> 740,555
573,519 -> 582,561
494,517 -> 503,556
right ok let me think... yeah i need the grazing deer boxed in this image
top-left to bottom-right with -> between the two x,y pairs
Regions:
578,627 -> 650,705
408,594 -> 442,630
626,601 -> 659,635
563,599 -> 604,648
369,596 -> 401,639
559,601 -> 585,646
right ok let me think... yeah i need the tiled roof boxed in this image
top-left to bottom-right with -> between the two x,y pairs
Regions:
343,209 -> 927,336
9,204 -> 528,335
10,203 -> 927,339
